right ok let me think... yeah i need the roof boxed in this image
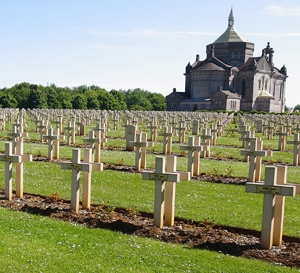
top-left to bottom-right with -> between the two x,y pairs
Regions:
214,9 -> 247,43
194,61 -> 225,71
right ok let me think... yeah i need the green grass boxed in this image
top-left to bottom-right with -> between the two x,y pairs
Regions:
1,116 -> 300,271
1,162 -> 299,238
0,208 -> 298,273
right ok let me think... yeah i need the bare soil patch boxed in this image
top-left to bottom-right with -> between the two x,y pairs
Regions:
0,188 -> 299,269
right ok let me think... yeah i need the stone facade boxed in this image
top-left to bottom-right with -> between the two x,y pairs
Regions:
166,9 -> 287,112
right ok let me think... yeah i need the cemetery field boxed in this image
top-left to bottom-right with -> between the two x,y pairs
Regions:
0,109 -> 300,271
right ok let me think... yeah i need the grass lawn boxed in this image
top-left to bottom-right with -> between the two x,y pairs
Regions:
0,115 -> 300,272
0,208 -> 298,273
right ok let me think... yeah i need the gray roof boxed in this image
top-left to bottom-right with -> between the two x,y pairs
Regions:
214,8 -> 246,43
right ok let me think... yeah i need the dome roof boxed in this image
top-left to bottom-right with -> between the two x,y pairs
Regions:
214,8 -> 246,43
195,62 -> 225,71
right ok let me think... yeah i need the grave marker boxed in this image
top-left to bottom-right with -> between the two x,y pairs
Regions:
165,155 -> 190,226
158,126 -> 173,154
286,133 -> 300,166
0,142 -> 21,200
180,136 -> 202,176
142,157 -> 179,228
241,138 -> 272,182
130,132 -> 148,171
15,142 -> 32,198
61,149 -> 91,212
246,166 -> 295,249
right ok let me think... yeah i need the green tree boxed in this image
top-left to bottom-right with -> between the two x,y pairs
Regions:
26,89 -> 47,109
124,88 -> 152,110
293,104 -> 300,112
148,93 -> 166,111
110,90 -> 127,110
0,92 -> 18,108
72,94 -> 87,109
97,89 -> 117,110
85,90 -> 100,109
57,91 -> 73,109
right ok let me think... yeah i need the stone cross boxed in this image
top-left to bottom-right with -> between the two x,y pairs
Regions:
63,121 -> 76,145
93,123 -> 107,148
0,113 -> 6,130
265,122 -> 275,140
53,128 -> 65,160
147,118 -> 158,142
164,155 -> 190,226
142,156 -> 179,228
200,128 -> 212,158
158,126 -> 173,154
82,148 -> 103,209
75,117 -> 85,136
217,120 -> 224,136
61,149 -> 91,212
169,118 -> 177,137
180,136 -> 202,176
130,132 -> 148,171
210,123 -> 218,145
15,142 -> 32,198
37,120 -> 49,143
287,133 -> 300,166
84,130 -> 101,163
239,130 -> 255,149
246,166 -> 295,249
192,120 -> 199,135
241,138 -> 272,182
274,126 -> 288,151
125,124 -> 136,151
175,122 -> 186,143
0,142 -> 21,200
53,115 -> 63,133
43,127 -> 59,160
7,124 -> 21,153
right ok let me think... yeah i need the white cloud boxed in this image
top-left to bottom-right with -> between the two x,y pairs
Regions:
87,29 -> 219,39
89,45 -> 136,50
264,5 -> 300,16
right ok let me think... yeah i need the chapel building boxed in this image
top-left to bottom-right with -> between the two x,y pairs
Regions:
166,9 -> 287,112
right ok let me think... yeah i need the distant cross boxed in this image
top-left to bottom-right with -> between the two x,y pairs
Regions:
63,121 -> 76,145
130,132 -> 148,171
158,126 -> 173,154
180,136 -> 202,176
274,126 -> 288,151
43,127 -> 59,160
241,138 -> 272,182
287,133 -> 300,166
175,122 -> 186,143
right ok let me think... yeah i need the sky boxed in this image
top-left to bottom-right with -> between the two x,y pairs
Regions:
0,0 -> 299,108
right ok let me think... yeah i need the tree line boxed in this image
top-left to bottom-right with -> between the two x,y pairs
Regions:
0,83 -> 167,111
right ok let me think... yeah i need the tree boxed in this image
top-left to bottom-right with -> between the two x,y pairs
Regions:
148,93 -> 166,111
124,88 -> 152,110
72,94 -> 87,109
110,90 -> 127,110
293,104 -> 300,112
57,91 -> 73,109
26,89 -> 47,109
85,90 -> 100,109
97,89 -> 117,110
0,92 -> 17,108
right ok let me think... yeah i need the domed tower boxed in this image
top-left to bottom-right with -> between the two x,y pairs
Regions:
206,8 -> 254,67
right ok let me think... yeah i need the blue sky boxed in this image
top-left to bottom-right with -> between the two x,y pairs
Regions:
1,0 -> 299,107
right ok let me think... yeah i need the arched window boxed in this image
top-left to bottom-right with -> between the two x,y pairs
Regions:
241,79 -> 246,97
